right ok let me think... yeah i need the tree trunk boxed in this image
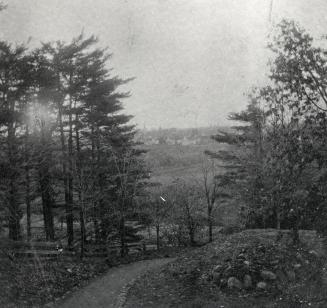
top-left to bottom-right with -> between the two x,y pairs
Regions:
290,202 -> 300,245
7,116 -> 21,240
39,171 -> 55,241
156,224 -> 160,250
276,208 -> 281,230
91,125 -> 100,243
120,216 -> 127,257
58,104 -> 74,246
75,111 -> 85,259
177,225 -> 182,247
26,176 -> 31,241
189,228 -> 195,246
208,206 -> 213,242
67,96 -> 74,246
8,178 -> 20,240
96,130 -> 107,241
39,126 -> 55,241
292,214 -> 300,245
79,206 -> 85,259
25,125 -> 31,241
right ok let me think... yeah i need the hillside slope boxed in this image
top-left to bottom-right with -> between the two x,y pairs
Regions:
125,230 -> 327,308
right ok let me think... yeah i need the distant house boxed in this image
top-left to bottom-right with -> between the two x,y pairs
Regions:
181,136 -> 196,145
196,135 -> 211,145
158,136 -> 167,145
145,137 -> 159,145
166,137 -> 177,145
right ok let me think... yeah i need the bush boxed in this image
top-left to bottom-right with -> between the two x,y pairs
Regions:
220,225 -> 242,235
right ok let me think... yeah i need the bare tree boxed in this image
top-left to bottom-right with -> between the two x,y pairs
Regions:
201,158 -> 219,242
169,180 -> 205,246
145,184 -> 171,250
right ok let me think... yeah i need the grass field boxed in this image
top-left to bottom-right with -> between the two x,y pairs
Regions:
143,142 -> 228,184
142,141 -> 239,226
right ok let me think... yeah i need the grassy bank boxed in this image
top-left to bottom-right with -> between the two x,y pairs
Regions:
125,229 -> 327,308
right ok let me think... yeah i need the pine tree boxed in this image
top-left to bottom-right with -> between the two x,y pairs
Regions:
0,42 -> 34,240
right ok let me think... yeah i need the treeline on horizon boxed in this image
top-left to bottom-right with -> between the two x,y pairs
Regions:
136,126 -> 233,144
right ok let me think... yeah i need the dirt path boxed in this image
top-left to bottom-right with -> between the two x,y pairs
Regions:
56,258 -> 173,308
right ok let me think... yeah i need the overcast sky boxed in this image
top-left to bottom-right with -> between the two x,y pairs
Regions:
0,0 -> 327,129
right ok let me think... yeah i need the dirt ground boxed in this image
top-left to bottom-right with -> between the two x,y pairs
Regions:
54,258 -> 174,308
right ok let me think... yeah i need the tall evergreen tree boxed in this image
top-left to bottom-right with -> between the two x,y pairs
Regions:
0,42 -> 34,240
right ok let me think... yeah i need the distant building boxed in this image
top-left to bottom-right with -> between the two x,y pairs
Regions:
181,136 -> 196,145
196,135 -> 211,145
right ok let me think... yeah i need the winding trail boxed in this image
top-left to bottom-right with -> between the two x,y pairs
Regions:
57,258 -> 173,308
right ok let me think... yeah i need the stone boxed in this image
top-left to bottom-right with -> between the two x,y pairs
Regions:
296,252 -> 304,262
285,269 -> 296,281
276,269 -> 287,283
227,277 -> 243,290
237,253 -> 246,260
200,273 -> 208,281
244,260 -> 250,266
257,245 -> 265,252
309,250 -> 320,258
276,283 -> 283,291
256,281 -> 267,290
322,268 -> 327,284
261,270 -> 277,280
212,272 -> 221,283
220,278 -> 227,288
243,274 -> 252,289
213,264 -> 223,272
224,265 -> 233,276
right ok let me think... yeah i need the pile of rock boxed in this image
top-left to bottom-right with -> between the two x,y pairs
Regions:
208,242 -> 320,293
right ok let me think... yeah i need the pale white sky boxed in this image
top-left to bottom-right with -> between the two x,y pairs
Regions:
0,0 -> 326,128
